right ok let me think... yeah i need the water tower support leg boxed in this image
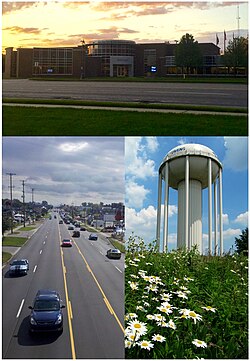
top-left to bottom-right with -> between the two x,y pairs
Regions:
185,156 -> 189,249
208,158 -> 212,254
163,163 -> 169,252
156,172 -> 162,251
214,179 -> 218,255
219,168 -> 223,255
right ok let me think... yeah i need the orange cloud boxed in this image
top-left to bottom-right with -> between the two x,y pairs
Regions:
3,26 -> 47,35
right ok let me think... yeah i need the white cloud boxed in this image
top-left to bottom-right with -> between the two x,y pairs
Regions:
223,213 -> 229,225
125,206 -> 157,242
58,142 -> 88,152
233,211 -> 248,226
223,227 -> 242,239
125,204 -> 178,244
145,137 -> 159,152
125,137 -> 158,180
223,137 -> 248,171
125,180 -> 150,208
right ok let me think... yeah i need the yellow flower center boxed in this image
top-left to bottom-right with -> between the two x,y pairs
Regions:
134,323 -> 141,329
189,311 -> 197,317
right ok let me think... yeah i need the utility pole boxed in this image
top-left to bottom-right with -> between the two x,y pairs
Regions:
237,4 -> 240,38
31,188 -> 35,223
21,180 -> 26,227
6,172 -> 16,234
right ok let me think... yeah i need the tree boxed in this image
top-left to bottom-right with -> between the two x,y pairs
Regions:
175,33 -> 203,74
234,227 -> 248,255
223,36 -> 248,75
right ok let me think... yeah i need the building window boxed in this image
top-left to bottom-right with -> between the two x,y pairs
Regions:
144,49 -> 156,73
165,56 -> 176,66
32,48 -> 73,75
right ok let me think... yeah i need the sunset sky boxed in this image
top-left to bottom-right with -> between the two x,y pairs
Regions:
2,1 -> 248,54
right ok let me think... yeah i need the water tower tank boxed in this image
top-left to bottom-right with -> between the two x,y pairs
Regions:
156,143 -> 223,254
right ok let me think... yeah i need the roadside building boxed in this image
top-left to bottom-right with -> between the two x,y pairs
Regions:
3,40 -> 221,78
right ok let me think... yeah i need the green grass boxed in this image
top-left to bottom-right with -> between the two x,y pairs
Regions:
2,237 -> 28,247
29,76 -> 248,84
19,226 -> 36,231
125,237 -> 248,359
109,239 -> 125,253
2,252 -> 12,264
3,105 -> 247,136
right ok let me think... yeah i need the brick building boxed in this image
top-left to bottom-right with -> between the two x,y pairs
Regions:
4,40 -> 221,78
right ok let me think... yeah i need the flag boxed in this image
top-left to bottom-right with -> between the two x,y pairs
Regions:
224,30 -> 227,41
216,34 -> 219,45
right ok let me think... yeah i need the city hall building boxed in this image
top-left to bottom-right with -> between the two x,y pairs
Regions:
4,39 -> 220,78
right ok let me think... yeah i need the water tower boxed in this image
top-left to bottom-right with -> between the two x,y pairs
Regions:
156,144 -> 223,255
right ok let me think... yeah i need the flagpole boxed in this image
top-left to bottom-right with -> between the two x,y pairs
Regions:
224,30 -> 227,54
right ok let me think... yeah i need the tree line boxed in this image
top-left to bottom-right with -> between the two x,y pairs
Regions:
175,33 -> 248,75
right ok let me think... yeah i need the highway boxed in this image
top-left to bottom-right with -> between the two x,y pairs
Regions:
2,79 -> 248,108
2,214 -> 124,359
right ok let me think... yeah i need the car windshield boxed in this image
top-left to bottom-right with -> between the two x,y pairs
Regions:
34,300 -> 60,311
12,260 -> 26,265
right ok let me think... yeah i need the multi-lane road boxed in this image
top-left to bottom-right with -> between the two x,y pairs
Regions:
2,79 -> 248,108
2,214 -> 124,359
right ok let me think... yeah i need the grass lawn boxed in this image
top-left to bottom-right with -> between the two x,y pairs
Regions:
2,237 -> 28,247
3,252 -> 12,264
3,106 -> 247,136
20,226 -> 37,231
109,239 -> 125,253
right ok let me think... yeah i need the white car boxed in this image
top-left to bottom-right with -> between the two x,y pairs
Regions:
9,259 -> 29,276
106,249 -> 121,259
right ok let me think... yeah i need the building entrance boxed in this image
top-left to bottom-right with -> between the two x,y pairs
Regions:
114,65 -> 128,77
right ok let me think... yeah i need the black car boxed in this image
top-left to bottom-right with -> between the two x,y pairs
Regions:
80,227 -> 86,231
9,259 -> 29,276
29,290 -> 65,333
59,220 -> 63,224
72,230 -> 80,237
89,233 -> 98,241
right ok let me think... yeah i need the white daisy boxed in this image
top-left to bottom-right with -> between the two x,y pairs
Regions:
187,310 -> 202,324
192,339 -> 207,348
201,306 -> 217,313
152,334 -> 166,342
127,320 -> 147,336
137,340 -> 154,350
166,319 -> 176,330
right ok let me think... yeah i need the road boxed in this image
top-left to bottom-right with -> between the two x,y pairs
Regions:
2,79 -> 248,108
2,214 -> 124,359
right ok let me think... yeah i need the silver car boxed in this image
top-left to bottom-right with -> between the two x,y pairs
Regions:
9,259 -> 29,276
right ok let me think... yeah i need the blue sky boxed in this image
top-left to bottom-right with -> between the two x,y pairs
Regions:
125,136 -> 248,253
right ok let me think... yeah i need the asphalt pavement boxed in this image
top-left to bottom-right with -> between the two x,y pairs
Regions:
3,79 -> 248,108
2,214 -> 124,359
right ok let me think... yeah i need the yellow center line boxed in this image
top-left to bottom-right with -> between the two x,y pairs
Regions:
74,241 -> 124,333
58,225 -> 76,359
69,301 -> 73,319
